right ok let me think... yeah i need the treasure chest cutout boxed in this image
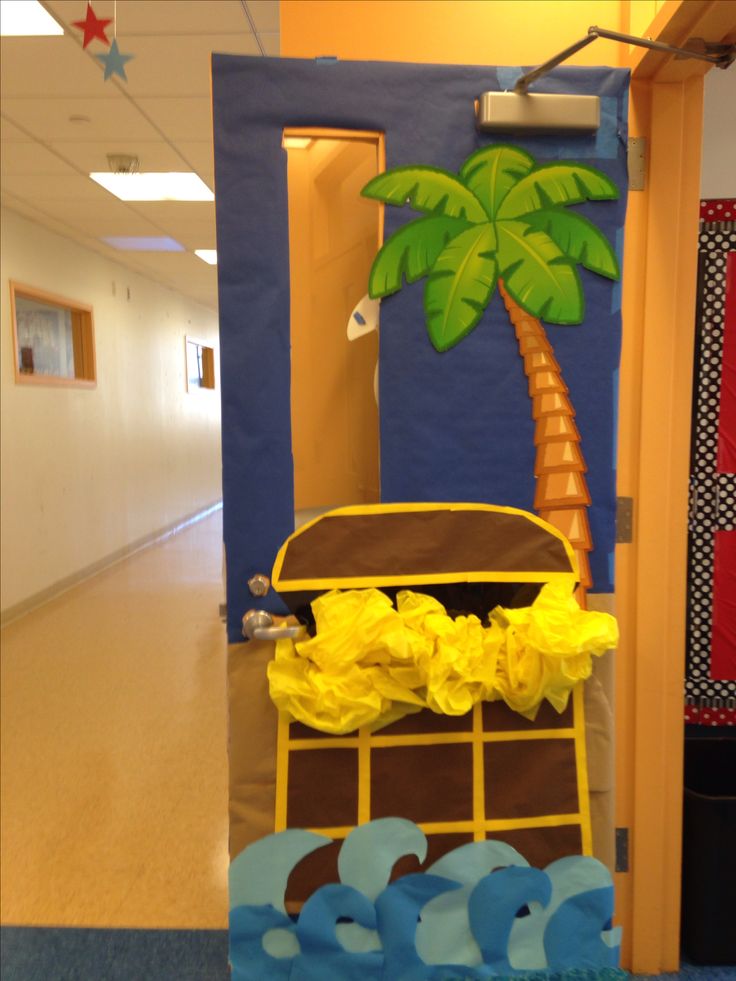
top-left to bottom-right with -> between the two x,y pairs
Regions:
273,502 -> 578,624
269,504 -> 593,906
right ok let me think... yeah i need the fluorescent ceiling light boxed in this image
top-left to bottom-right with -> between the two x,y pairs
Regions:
194,250 -> 217,265
0,0 -> 63,35
90,172 -> 214,202
282,136 -> 313,150
102,236 -> 185,252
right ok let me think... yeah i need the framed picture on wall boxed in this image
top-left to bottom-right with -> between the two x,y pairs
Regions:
10,282 -> 96,388
185,336 -> 215,392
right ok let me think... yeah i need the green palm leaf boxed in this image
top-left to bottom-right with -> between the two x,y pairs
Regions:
362,166 -> 488,223
497,163 -> 618,219
368,215 -> 473,298
424,224 -> 498,352
521,209 -> 620,279
496,220 -> 583,323
459,144 -> 534,220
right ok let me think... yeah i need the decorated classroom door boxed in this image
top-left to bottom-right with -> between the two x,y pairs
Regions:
212,55 -> 629,979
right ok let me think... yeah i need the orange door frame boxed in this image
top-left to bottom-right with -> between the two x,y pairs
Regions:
616,1 -> 735,972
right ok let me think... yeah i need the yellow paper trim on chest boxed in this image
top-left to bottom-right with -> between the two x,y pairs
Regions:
267,582 -> 617,734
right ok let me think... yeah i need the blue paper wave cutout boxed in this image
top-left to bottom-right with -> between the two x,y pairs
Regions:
229,819 -> 622,980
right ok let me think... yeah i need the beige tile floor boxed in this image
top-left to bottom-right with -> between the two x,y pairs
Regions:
0,510 -> 229,929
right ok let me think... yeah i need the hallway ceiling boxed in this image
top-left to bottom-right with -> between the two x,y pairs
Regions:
1,0 -> 280,310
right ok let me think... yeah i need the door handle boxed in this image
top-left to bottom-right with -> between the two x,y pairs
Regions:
242,609 -> 305,642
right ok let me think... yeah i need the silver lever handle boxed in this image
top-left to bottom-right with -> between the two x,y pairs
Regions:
242,609 -> 304,641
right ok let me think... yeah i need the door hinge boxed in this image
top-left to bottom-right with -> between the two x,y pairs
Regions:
628,136 -> 647,191
616,496 -> 634,543
615,828 -> 630,872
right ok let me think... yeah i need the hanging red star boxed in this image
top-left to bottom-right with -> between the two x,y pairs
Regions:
72,3 -> 113,49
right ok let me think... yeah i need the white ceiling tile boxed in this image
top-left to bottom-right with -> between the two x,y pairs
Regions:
135,97 -> 213,141
47,140 -> 193,174
1,193 -> 51,225
0,35 -> 106,98
136,201 -> 216,238
1,97 -> 163,142
121,33 -> 261,98
2,0 -> 261,312
1,141 -> 79,177
1,193 -> 99,246
173,142 -> 215,178
1,173 -> 116,202
246,0 -> 279,33
47,0 -> 252,37
129,252 -> 216,277
25,199 -> 168,237
259,32 -> 280,57
0,118 -> 34,141
166,227 -> 217,250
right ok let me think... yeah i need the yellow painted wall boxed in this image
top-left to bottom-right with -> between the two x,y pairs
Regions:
0,208 -> 221,614
281,0 -> 627,65
628,0 -> 668,37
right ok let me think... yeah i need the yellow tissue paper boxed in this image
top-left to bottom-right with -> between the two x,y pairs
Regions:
266,581 -> 618,734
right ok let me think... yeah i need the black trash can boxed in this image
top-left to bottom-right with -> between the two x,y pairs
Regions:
681,737 -> 736,965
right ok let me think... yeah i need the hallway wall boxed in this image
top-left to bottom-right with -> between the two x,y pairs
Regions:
0,208 -> 222,616
701,65 -> 736,197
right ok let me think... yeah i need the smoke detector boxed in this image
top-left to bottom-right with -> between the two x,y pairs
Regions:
106,153 -> 140,174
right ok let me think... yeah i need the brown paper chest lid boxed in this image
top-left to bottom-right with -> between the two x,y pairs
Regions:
272,503 -> 577,593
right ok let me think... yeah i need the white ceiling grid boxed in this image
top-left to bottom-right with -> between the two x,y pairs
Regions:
1,0 -> 280,309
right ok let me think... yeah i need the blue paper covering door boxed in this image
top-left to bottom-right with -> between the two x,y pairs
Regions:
211,56 -> 629,643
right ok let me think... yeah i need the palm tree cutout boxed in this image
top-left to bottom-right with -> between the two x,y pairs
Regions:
361,145 -> 621,593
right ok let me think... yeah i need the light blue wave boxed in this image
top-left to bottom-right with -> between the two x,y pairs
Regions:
228,819 -> 621,980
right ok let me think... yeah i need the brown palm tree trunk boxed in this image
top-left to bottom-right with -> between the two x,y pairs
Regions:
498,279 -> 593,603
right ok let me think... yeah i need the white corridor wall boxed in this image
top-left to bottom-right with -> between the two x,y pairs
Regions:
0,208 -> 222,615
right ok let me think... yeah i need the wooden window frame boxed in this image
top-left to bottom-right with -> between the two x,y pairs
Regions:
185,335 -> 216,392
9,281 -> 96,389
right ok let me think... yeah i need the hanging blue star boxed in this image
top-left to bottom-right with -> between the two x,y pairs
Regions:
95,39 -> 134,82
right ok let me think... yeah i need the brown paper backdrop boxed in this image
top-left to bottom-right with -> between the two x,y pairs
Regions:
228,637 -> 615,874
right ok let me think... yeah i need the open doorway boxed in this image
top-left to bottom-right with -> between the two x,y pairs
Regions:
679,64 -> 736,969
283,129 -> 384,526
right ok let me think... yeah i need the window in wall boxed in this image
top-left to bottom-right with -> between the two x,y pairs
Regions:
186,336 -> 215,390
10,282 -> 96,387
283,127 -> 382,511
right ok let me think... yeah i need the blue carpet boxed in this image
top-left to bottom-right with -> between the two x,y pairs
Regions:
0,927 -> 229,981
1,926 -> 734,981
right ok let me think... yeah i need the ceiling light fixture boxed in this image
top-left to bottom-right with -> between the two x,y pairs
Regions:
89,172 -> 214,202
194,250 -> 217,265
0,0 -> 63,36
106,154 -> 140,174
